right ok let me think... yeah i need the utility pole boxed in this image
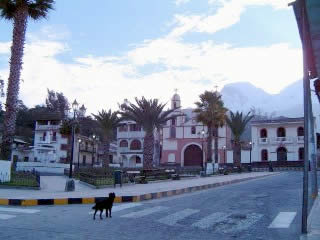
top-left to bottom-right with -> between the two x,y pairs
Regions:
301,0 -> 310,233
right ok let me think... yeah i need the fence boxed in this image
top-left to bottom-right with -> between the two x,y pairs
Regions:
0,169 -> 40,188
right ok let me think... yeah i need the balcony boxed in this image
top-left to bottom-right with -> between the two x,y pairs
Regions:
119,147 -> 129,153
36,125 -> 60,131
297,136 -> 304,143
117,131 -> 145,139
271,137 -> 293,144
79,145 -> 95,152
258,138 -> 268,144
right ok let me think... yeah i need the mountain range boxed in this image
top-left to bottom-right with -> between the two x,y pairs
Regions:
220,80 -> 320,118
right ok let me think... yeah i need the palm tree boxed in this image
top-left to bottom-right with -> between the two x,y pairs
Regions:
194,91 -> 228,165
226,111 -> 253,166
119,97 -> 178,169
92,109 -> 121,166
0,0 -> 55,159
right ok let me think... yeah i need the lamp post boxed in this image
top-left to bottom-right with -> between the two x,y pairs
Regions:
77,138 -> 82,168
249,142 -> 252,165
69,99 -> 79,178
198,130 -> 205,171
91,134 -> 99,166
223,146 -> 226,164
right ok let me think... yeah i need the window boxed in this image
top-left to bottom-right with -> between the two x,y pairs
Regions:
109,155 -> 113,163
170,127 -> 176,138
41,132 -> 47,141
172,118 -> 176,126
174,102 -> 177,108
119,124 -> 128,132
297,127 -> 304,136
299,147 -> 304,160
191,126 -> 196,134
52,132 -> 57,141
136,156 -> 142,164
261,149 -> 268,161
129,124 -> 141,131
82,155 -> 86,166
24,157 -> 29,162
130,139 -> 141,150
277,127 -> 286,137
120,140 -> 128,148
260,129 -> 267,138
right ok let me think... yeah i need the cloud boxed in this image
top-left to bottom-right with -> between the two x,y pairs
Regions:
175,0 -> 191,6
0,42 -> 10,55
169,0 -> 292,38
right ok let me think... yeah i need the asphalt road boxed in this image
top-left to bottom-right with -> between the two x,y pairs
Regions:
0,172 -> 317,240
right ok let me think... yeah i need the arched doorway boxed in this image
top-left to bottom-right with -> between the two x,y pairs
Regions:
277,147 -> 287,161
184,144 -> 203,166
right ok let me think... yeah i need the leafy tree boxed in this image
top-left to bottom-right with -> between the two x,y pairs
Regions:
119,97 -> 178,169
0,0 -> 55,159
194,91 -> 228,164
226,111 -> 253,166
45,89 -> 70,119
92,109 -> 121,166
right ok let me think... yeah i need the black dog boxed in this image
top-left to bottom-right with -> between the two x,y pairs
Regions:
92,192 -> 116,220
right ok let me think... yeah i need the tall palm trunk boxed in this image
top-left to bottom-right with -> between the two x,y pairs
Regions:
103,140 -> 110,167
154,129 -> 161,166
214,126 -> 219,163
1,7 -> 28,160
207,126 -> 213,163
233,141 -> 241,167
143,133 -> 154,169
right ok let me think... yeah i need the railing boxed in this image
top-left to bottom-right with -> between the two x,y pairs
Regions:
119,147 -> 129,152
271,137 -> 293,144
79,145 -> 94,152
297,136 -> 304,143
36,125 -> 60,131
258,138 -> 268,144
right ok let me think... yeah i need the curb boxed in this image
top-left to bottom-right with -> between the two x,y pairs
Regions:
0,173 -> 279,206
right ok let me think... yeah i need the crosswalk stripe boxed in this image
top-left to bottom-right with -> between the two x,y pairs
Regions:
268,212 -> 296,229
89,203 -> 143,214
0,207 -> 40,214
192,212 -> 231,229
158,209 -> 199,226
120,206 -> 168,218
0,214 -> 16,220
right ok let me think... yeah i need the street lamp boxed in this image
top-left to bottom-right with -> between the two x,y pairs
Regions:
223,146 -> 226,164
69,99 -> 79,178
77,138 -> 82,168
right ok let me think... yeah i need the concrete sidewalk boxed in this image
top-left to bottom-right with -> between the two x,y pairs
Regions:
301,195 -> 320,240
0,172 -> 279,205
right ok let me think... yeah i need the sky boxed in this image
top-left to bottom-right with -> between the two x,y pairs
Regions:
0,0 -> 302,115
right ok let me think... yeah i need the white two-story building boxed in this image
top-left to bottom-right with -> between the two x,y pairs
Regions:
251,117 -> 315,167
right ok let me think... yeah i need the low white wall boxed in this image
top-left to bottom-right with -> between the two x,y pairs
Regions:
226,151 -> 233,163
241,150 -> 251,163
16,162 -> 70,174
0,160 -> 11,182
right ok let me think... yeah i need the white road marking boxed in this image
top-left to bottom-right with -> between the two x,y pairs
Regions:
120,206 -> 168,218
192,212 -> 231,229
89,203 -> 143,214
268,212 -> 297,229
0,207 -> 40,214
158,209 -> 200,226
0,214 -> 16,220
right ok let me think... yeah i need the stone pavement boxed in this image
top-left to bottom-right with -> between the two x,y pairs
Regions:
0,172 -> 278,200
